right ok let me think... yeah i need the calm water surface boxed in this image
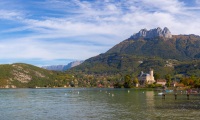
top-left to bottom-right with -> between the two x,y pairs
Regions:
0,88 -> 200,120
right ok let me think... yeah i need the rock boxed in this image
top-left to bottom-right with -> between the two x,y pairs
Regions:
162,27 -> 172,38
130,27 -> 172,39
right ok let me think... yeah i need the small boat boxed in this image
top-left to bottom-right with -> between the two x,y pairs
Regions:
165,90 -> 173,93
158,92 -> 163,96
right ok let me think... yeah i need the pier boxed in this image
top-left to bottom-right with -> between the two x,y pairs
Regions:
162,93 -> 200,100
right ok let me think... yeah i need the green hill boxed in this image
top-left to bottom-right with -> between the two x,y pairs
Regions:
0,63 -> 73,88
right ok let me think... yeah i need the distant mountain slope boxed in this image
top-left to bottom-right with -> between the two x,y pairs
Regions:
42,61 -> 83,71
42,65 -> 66,71
70,27 -> 200,76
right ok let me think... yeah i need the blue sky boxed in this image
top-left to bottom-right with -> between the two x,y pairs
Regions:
0,0 -> 200,66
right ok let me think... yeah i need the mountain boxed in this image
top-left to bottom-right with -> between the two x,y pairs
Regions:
129,27 -> 172,39
42,65 -> 66,71
65,61 -> 84,69
70,27 -> 200,77
0,63 -> 73,88
42,61 -> 83,71
107,27 -> 200,60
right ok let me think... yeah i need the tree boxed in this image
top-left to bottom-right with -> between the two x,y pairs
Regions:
165,74 -> 172,87
180,76 -> 195,87
154,73 -> 160,81
133,77 -> 139,85
123,75 -> 133,88
194,78 -> 200,88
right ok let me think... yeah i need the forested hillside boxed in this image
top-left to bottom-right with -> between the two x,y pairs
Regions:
0,63 -> 73,88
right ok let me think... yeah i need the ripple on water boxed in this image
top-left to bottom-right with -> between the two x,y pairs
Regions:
0,88 -> 200,120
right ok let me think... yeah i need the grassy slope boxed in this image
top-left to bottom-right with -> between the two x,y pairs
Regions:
0,63 -> 72,88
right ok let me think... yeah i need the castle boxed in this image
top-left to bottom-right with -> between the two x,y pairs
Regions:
138,69 -> 155,86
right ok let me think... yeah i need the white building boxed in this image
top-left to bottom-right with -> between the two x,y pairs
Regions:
138,69 -> 155,86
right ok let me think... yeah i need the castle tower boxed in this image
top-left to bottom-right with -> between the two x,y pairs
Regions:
150,69 -> 153,77
149,69 -> 155,83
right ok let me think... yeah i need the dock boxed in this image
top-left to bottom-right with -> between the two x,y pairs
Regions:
162,93 -> 200,100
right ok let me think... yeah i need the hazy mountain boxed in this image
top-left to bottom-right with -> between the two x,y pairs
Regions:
42,65 -> 66,71
42,61 -> 83,71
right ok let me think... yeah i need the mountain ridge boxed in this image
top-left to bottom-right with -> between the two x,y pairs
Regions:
129,27 -> 172,39
42,61 -> 83,71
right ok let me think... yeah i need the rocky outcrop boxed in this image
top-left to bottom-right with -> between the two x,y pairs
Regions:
130,27 -> 172,39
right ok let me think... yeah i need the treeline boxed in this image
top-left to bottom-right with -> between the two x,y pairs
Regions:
0,63 -> 200,89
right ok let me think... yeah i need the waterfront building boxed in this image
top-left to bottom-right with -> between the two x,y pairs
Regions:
138,69 -> 155,86
156,79 -> 166,86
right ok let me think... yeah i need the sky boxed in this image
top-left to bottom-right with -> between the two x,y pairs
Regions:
0,0 -> 200,66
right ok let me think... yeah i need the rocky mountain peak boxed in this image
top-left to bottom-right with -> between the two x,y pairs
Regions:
130,27 -> 172,39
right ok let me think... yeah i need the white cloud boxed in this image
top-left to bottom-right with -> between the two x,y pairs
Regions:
142,0 -> 184,14
0,10 -> 23,20
196,0 -> 200,4
0,38 -> 109,61
0,0 -> 200,65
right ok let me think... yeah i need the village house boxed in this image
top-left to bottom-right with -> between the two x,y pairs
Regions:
156,79 -> 166,86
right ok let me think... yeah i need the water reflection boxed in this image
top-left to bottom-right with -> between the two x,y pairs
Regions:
145,91 -> 156,118
146,91 -> 154,107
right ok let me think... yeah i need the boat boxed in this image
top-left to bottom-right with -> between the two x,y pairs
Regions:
157,90 -> 173,95
158,92 -> 163,96
165,90 -> 173,93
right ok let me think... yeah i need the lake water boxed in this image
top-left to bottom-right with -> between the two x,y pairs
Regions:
0,88 -> 200,120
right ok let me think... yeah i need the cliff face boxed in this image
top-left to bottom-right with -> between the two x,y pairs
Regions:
130,27 -> 172,39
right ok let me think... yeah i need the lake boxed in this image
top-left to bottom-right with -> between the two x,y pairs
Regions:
0,88 -> 200,120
